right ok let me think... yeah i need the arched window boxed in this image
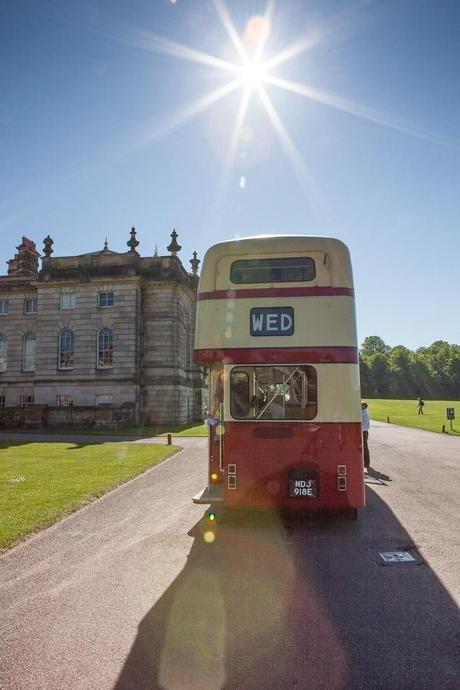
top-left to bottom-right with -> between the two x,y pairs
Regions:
59,329 -> 74,369
97,328 -> 113,367
23,334 -> 36,372
0,335 -> 6,372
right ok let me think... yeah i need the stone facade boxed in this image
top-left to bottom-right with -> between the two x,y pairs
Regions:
0,231 -> 205,428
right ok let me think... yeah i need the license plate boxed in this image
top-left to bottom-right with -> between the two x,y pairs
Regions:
289,478 -> 318,498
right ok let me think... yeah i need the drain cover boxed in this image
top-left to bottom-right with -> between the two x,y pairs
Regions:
379,551 -> 417,564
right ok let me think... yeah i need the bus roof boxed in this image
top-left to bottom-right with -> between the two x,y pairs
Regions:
198,235 -> 353,292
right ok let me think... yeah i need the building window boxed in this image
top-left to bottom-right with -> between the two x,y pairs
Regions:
0,300 -> 9,315
96,394 -> 113,406
20,395 -> 34,407
57,395 -> 74,407
23,334 -> 36,371
0,396 -> 5,408
0,335 -> 6,371
97,328 -> 113,367
98,291 -> 114,308
58,329 -> 74,369
24,297 -> 38,314
60,293 -> 76,309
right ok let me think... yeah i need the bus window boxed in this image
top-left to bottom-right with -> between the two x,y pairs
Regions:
230,371 -> 251,418
230,257 -> 316,284
230,366 -> 317,421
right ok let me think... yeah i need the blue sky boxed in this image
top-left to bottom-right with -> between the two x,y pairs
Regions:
1,0 -> 459,350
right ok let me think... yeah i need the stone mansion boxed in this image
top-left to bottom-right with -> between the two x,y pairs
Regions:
0,229 -> 205,428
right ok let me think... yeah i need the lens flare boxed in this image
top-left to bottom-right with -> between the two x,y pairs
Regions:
238,59 -> 268,90
244,15 -> 271,46
104,0 -> 455,206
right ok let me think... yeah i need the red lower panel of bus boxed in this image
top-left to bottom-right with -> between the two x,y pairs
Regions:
209,422 -> 365,511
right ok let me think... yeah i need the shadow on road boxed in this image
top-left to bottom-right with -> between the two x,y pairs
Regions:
0,436 -> 137,449
114,489 -> 459,690
365,466 -> 392,485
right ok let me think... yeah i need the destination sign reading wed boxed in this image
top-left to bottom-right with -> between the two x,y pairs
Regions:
250,307 -> 294,336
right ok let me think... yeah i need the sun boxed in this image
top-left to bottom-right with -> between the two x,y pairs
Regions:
238,59 -> 268,91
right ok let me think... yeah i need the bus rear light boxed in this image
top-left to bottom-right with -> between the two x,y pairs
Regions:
228,464 -> 237,475
337,476 -> 347,492
228,475 -> 237,490
337,465 -> 347,476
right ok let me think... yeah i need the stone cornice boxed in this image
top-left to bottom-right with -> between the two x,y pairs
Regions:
37,253 -> 197,290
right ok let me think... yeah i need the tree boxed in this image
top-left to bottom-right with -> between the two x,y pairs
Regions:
359,355 -> 372,397
410,355 -> 431,398
359,336 -> 460,399
368,353 -> 391,397
388,345 -> 413,398
421,341 -> 455,398
361,336 -> 391,359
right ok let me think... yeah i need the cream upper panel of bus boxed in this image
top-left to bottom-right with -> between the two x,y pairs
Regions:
195,296 -> 357,349
197,236 -> 354,293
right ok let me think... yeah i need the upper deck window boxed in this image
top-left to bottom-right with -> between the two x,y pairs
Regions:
230,257 -> 316,284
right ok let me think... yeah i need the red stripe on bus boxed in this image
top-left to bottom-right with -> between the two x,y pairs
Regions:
198,287 -> 354,300
194,347 -> 359,364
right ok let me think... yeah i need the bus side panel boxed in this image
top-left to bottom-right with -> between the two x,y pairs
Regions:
222,422 -> 364,510
208,424 -> 224,487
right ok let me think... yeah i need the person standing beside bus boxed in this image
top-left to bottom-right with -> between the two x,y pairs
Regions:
361,401 -> 370,469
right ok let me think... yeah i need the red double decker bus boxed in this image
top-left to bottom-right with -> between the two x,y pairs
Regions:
193,236 -> 365,518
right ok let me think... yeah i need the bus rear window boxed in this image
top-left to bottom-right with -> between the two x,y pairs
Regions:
230,365 -> 317,421
230,257 -> 316,284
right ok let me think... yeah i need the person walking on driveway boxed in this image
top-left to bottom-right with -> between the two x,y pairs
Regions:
361,401 -> 370,469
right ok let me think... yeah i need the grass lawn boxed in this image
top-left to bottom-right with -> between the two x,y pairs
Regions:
364,399 -> 460,436
0,441 -> 179,551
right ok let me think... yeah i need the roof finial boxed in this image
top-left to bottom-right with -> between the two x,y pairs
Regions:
190,251 -> 200,275
43,235 -> 54,258
104,236 -> 109,250
127,226 -> 140,254
167,229 -> 181,256
154,244 -> 159,257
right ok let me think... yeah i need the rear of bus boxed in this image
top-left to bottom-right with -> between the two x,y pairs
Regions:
193,236 -> 365,516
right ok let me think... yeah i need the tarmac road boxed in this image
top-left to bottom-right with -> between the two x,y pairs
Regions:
0,424 -> 459,690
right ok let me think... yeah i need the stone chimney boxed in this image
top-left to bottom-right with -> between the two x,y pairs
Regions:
7,237 -> 40,276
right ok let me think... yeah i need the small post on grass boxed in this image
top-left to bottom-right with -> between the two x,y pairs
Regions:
442,425 -> 446,433
167,433 -> 172,445
387,416 -> 390,423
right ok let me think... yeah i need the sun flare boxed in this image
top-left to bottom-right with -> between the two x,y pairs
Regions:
238,59 -> 268,91
120,0 -> 452,206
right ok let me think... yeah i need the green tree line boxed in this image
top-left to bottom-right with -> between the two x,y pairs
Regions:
360,336 -> 460,399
